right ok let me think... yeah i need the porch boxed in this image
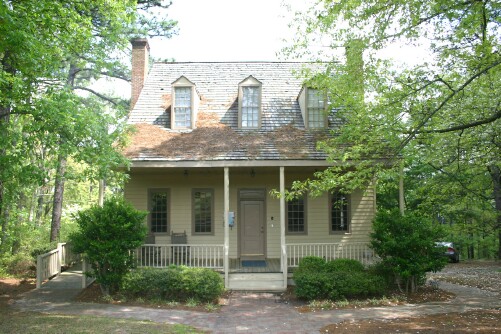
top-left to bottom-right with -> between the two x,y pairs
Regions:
127,165 -> 377,291
136,242 -> 376,290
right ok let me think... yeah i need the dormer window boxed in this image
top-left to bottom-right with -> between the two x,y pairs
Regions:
172,76 -> 198,129
174,87 -> 191,127
307,89 -> 326,128
238,76 -> 262,129
298,87 -> 328,129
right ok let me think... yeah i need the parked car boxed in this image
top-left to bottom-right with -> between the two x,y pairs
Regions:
436,242 -> 460,263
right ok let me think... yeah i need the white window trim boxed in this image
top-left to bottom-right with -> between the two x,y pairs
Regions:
238,76 -> 262,129
171,76 -> 198,130
298,86 -> 328,129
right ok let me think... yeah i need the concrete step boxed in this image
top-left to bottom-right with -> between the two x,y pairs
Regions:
228,273 -> 286,291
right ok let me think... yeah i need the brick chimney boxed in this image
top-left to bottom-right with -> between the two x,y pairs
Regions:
130,38 -> 150,110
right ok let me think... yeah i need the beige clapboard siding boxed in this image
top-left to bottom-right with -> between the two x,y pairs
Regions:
124,169 -> 375,258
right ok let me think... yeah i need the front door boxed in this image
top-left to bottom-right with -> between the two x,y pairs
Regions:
240,200 -> 265,260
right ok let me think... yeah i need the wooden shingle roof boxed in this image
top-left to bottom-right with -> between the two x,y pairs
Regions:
125,62 -> 338,162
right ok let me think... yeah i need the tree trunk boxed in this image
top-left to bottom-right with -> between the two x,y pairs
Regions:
50,153 -> 67,242
12,193 -> 25,255
1,203 -> 11,254
488,165 -> 501,259
0,52 -> 14,253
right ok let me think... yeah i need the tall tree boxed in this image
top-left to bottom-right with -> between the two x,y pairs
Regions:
284,0 -> 501,257
0,0 -> 177,248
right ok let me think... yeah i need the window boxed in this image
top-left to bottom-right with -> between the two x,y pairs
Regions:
173,87 -> 192,128
330,192 -> 349,233
286,196 -> 306,234
192,189 -> 214,235
242,86 -> 259,127
307,88 -> 326,128
238,76 -> 262,128
149,189 -> 169,233
171,76 -> 198,129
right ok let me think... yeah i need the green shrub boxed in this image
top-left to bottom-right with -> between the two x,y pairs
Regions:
121,266 -> 225,303
293,256 -> 386,301
0,253 -> 35,277
181,267 -> 225,302
325,258 -> 365,273
370,209 -> 448,293
293,271 -> 329,300
296,256 -> 326,273
30,243 -> 59,260
69,197 -> 147,295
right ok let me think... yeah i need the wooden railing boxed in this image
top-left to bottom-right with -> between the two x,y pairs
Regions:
286,242 -> 376,267
136,244 -> 224,269
60,242 -> 80,267
36,242 -> 80,288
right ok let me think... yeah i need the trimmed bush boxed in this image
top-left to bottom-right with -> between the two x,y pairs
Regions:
293,256 -> 387,301
69,197 -> 148,295
121,266 -> 225,303
325,258 -> 365,273
295,256 -> 326,273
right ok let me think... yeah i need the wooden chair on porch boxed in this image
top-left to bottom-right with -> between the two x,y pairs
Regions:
171,231 -> 190,265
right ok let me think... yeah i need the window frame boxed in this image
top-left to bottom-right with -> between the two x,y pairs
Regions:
148,188 -> 170,235
238,76 -> 262,129
171,76 -> 197,130
306,88 -> 328,129
191,188 -> 215,236
285,194 -> 307,235
172,86 -> 192,129
329,192 -> 350,234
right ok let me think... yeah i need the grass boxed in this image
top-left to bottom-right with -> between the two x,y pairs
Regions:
0,312 -> 204,334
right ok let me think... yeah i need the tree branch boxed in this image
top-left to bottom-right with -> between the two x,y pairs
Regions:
397,58 -> 501,152
416,106 -> 501,134
73,86 -> 122,106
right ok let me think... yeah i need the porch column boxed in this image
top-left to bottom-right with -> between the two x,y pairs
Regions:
280,167 -> 287,287
223,167 -> 229,288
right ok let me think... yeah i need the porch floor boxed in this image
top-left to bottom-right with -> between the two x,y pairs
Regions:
229,258 -> 281,273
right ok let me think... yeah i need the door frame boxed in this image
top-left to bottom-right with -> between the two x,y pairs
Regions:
237,188 -> 267,260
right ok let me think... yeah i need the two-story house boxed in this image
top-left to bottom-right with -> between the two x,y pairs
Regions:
123,39 -> 376,290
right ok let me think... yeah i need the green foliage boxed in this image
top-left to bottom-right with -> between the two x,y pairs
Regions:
370,209 -> 448,293
0,0 -> 176,256
120,266 -> 225,303
293,257 -> 386,301
69,197 -> 147,295
0,253 -> 35,277
284,0 -> 501,258
325,258 -> 365,273
294,256 -> 326,272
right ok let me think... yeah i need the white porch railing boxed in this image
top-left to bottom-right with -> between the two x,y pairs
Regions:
286,242 -> 375,267
36,242 -> 80,288
136,244 -> 224,269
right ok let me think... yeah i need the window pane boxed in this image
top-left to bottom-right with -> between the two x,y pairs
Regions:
194,190 -> 213,233
287,197 -> 305,233
174,87 -> 191,127
307,89 -> 325,128
151,192 -> 168,233
242,86 -> 259,127
331,193 -> 348,232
